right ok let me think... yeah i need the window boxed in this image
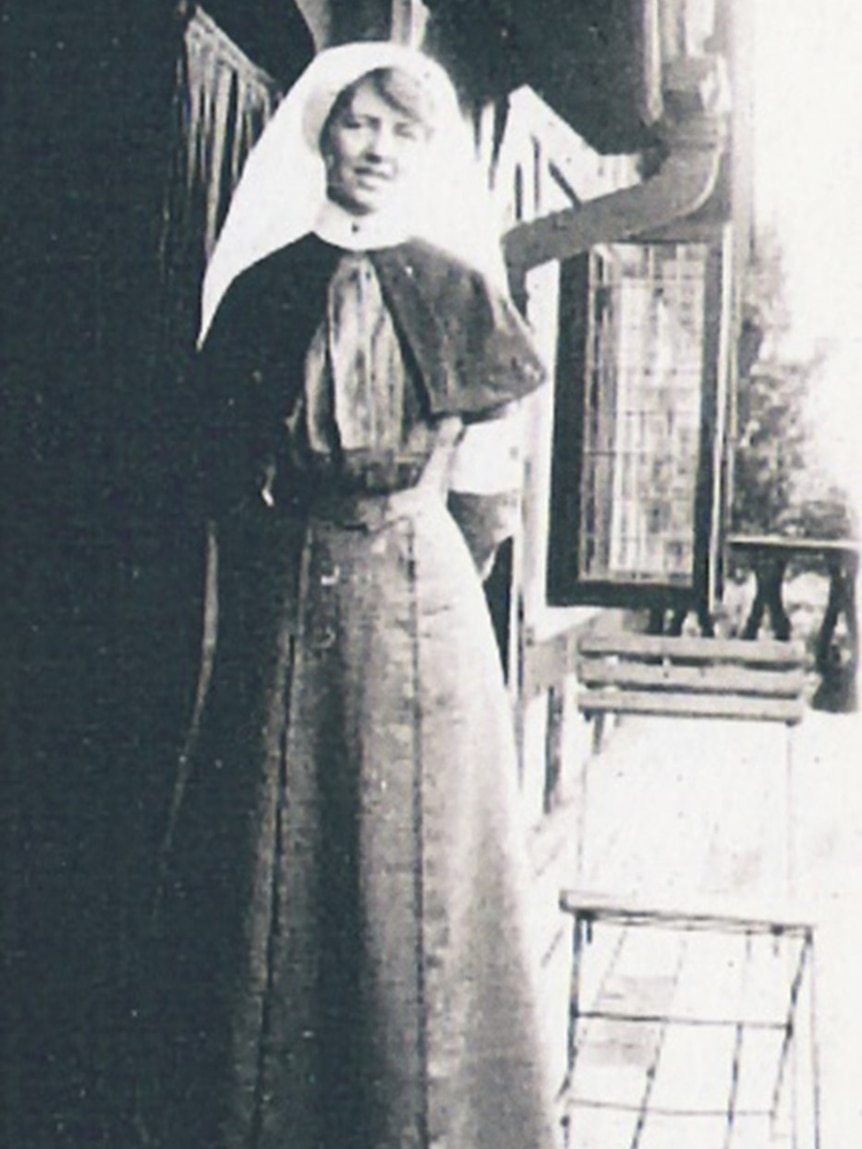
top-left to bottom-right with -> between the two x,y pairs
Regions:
547,240 -> 726,610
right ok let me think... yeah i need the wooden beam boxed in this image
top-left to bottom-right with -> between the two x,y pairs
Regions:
522,628 -> 580,701
728,533 -> 860,558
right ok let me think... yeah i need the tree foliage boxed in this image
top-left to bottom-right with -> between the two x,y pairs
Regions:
732,228 -> 856,540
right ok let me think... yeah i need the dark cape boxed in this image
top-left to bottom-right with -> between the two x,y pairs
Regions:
194,234 -> 545,514
143,234 -> 557,1149
201,233 -> 545,414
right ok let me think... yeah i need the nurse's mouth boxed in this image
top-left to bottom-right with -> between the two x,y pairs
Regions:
354,166 -> 394,183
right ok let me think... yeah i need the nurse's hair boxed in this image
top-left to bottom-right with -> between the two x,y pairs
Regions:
319,67 -> 438,151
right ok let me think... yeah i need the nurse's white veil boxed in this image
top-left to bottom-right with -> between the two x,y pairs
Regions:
199,41 -> 508,343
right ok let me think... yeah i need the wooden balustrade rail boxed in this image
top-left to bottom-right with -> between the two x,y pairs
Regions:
728,534 -> 858,711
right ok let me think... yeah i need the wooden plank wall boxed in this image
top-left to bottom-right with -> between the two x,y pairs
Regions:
490,91 -> 642,1093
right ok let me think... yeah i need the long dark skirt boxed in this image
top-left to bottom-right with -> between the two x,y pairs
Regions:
146,487 -> 556,1149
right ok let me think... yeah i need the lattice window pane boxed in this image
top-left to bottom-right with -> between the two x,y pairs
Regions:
578,244 -> 708,586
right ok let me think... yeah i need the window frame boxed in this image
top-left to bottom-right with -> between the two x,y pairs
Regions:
546,235 -> 726,612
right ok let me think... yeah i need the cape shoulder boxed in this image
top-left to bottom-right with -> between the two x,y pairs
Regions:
201,235 -> 546,418
372,240 -> 547,415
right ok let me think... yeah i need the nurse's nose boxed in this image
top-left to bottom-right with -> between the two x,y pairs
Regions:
365,121 -> 399,161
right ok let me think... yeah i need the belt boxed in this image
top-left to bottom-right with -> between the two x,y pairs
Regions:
308,483 -> 441,531
334,457 -> 427,493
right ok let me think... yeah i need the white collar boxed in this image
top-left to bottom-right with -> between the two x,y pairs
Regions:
313,198 -> 411,251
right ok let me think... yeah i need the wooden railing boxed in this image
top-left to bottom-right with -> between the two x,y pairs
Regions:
728,535 -> 859,712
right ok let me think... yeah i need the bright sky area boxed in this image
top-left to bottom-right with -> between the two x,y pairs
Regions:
753,0 -> 862,510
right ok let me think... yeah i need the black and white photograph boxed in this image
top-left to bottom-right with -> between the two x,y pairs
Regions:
3,3 -> 861,1147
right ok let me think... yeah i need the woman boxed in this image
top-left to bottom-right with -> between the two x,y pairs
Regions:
148,42 -> 556,1149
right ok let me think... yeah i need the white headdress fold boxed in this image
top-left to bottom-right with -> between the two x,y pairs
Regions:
200,41 -> 507,342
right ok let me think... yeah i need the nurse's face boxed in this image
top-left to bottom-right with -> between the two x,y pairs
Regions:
322,77 -> 431,216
